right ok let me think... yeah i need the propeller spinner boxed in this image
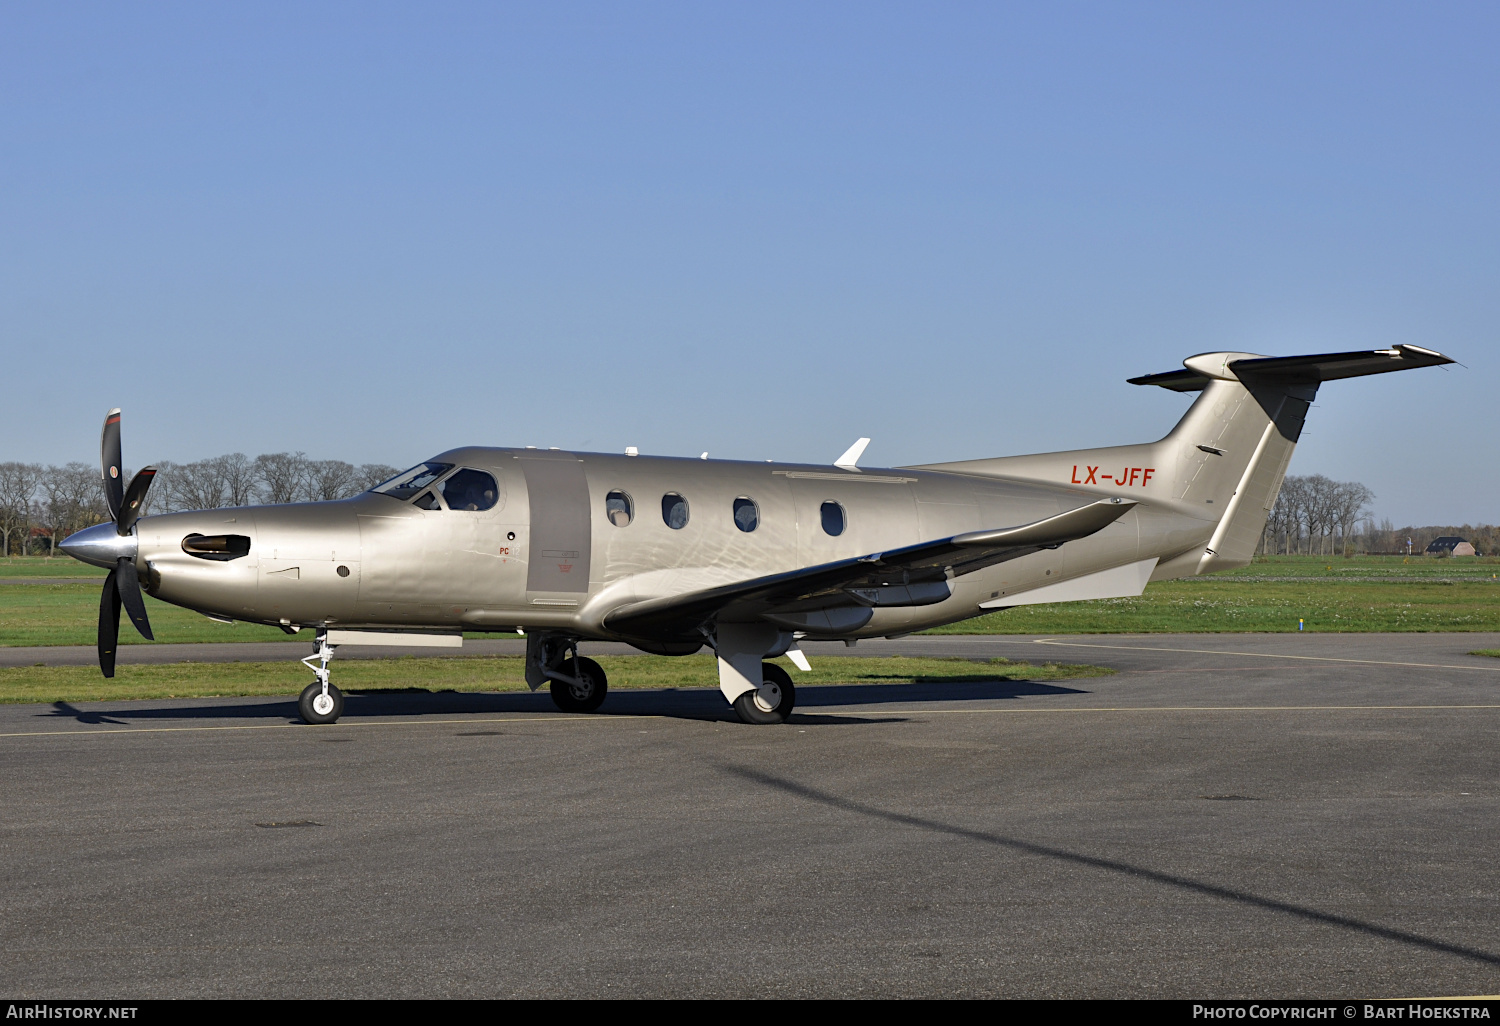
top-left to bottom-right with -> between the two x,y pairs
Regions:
58,409 -> 159,677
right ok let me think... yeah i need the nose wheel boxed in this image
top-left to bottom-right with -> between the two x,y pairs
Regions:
299,680 -> 344,724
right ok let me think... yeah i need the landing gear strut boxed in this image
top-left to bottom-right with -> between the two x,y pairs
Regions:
298,630 -> 344,724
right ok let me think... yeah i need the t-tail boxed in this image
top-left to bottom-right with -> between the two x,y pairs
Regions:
915,345 -> 1453,579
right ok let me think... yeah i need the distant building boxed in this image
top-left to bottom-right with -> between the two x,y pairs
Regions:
1426,536 -> 1477,556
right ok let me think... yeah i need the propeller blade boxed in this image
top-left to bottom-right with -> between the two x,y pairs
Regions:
118,467 -> 158,536
99,567 -> 122,678
101,408 -> 124,524
116,557 -> 154,641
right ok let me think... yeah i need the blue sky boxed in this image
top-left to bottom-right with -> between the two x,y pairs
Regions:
1,2 -> 1494,524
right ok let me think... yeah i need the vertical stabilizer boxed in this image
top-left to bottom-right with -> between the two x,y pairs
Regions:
911,345 -> 1452,577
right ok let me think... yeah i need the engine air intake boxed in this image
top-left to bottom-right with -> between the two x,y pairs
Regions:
182,534 -> 251,561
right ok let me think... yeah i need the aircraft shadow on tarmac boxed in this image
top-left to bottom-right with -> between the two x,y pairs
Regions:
41,678 -> 1089,726
726,764 -> 1500,970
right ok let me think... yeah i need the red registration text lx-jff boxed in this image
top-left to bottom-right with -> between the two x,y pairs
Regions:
1072,465 -> 1154,487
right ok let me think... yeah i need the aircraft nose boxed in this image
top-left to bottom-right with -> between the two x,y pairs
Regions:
59,521 -> 138,569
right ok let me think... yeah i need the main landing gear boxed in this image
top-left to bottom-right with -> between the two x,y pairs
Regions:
298,630 -> 344,725
714,623 -> 801,725
523,627 -> 801,724
732,662 -> 796,725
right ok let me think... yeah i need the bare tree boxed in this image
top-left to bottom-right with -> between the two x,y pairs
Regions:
306,460 -> 357,501
1266,479 -> 1298,555
0,462 -> 43,557
140,461 -> 178,515
1331,481 -> 1375,556
1300,474 -> 1340,555
1274,476 -> 1310,554
38,463 -> 108,554
255,452 -> 308,505
218,453 -> 257,507
172,458 -> 229,512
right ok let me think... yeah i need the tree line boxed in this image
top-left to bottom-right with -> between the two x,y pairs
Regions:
1261,474 -> 1494,556
1261,474 -> 1375,556
0,454 -> 399,556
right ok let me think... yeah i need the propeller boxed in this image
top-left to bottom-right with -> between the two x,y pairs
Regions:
95,409 -> 158,678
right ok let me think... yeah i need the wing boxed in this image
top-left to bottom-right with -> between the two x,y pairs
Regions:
602,498 -> 1136,639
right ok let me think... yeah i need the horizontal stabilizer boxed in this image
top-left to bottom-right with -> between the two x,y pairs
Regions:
1130,345 -> 1453,392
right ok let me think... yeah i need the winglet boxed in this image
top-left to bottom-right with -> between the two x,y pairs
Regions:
835,437 -> 871,470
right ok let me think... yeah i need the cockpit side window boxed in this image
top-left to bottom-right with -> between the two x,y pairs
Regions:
439,469 -> 500,511
413,490 -> 442,510
371,462 -> 454,501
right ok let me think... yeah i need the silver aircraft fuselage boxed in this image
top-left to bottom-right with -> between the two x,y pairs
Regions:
77,446 -> 1211,646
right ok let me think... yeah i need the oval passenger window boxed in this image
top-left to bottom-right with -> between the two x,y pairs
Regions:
662,493 -> 689,530
820,500 -> 845,536
438,469 -> 500,511
606,490 -> 633,527
733,497 -> 759,533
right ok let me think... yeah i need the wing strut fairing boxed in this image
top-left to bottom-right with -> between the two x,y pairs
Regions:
602,498 -> 1136,640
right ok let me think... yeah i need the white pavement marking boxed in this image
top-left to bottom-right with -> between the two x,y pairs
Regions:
1029,638 -> 1500,672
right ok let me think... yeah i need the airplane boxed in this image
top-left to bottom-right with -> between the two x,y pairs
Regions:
60,345 -> 1453,726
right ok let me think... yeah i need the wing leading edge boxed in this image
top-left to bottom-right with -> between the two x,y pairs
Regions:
602,498 -> 1136,639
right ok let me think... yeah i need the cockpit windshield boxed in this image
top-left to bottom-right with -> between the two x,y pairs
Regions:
370,463 -> 454,501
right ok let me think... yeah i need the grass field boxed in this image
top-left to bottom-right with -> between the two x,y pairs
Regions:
931,555 -> 1500,634
1214,554 -> 1500,581
0,556 -> 107,578
0,654 -> 1111,705
3,555 -> 1498,645
933,578 -> 1500,633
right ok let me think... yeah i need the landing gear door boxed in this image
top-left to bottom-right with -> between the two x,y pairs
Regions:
520,453 -> 592,596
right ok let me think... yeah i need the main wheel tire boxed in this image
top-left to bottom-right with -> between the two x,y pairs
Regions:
549,656 -> 608,713
733,662 -> 796,724
298,681 -> 344,725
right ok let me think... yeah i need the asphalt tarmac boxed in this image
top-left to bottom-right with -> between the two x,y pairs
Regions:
3,633 -> 1499,998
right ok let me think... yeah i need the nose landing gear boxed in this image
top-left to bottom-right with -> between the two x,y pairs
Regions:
297,630 -> 344,724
